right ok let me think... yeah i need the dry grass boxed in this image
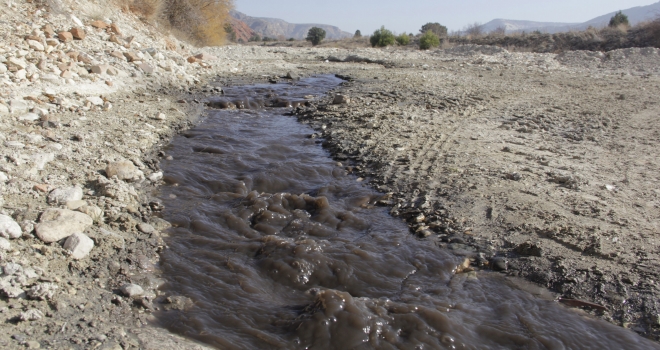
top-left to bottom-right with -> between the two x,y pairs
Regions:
114,0 -> 164,22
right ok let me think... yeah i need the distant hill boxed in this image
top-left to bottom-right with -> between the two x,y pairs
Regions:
230,10 -> 352,40
229,17 -> 256,42
480,1 -> 660,34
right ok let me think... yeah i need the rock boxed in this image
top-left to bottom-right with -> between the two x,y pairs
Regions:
148,172 -> 163,182
110,50 -> 125,60
194,53 -> 216,60
27,283 -> 58,300
106,160 -> 143,181
137,63 -> 153,74
514,242 -> 543,257
66,200 -> 87,210
14,69 -> 27,80
0,64 -> 6,74
19,309 -> 43,322
58,32 -> 73,42
91,64 -> 110,74
492,257 -> 508,271
90,20 -> 109,29
286,71 -> 299,80
507,172 -> 522,181
137,223 -> 155,234
123,52 -> 140,62
120,283 -> 144,298
3,286 -> 25,298
7,57 -> 27,70
0,172 -> 8,182
25,340 -> 40,349
35,208 -> 93,243
110,23 -> 122,35
152,112 -> 166,121
186,56 -> 198,64
70,27 -> 85,40
31,153 -> 54,170
63,232 -> 94,259
43,24 -> 55,38
60,69 -> 73,78
27,40 -> 44,51
9,99 -> 29,114
77,205 -> 104,223
18,113 -> 40,122
0,103 -> 8,114
47,186 -> 83,204
0,215 -> 22,239
5,141 -> 25,148
333,94 -> 350,104
45,38 -> 58,46
87,96 -> 104,106
0,237 -> 10,250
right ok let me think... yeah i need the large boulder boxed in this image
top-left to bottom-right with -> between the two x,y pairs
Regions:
35,209 -> 93,243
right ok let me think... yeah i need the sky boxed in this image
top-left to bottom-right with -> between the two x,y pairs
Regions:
235,0 -> 658,34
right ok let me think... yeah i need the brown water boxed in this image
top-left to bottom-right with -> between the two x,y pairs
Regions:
156,76 -> 658,349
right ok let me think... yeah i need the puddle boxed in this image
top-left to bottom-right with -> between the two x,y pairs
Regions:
155,75 -> 658,349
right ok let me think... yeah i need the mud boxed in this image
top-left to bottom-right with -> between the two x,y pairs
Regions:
154,76 -> 659,349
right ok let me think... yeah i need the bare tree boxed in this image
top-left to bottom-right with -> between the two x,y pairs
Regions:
465,22 -> 483,38
491,26 -> 506,36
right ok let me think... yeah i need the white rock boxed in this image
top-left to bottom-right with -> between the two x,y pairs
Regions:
77,205 -> 103,223
86,96 -> 104,106
66,200 -> 87,210
35,208 -> 93,243
152,112 -> 166,120
32,153 -> 55,170
0,214 -> 21,239
71,15 -> 83,26
0,237 -> 10,250
9,99 -> 29,114
63,232 -> 94,260
14,69 -> 26,80
120,283 -> 144,298
7,57 -> 27,69
19,309 -> 43,321
27,283 -> 58,300
106,160 -> 143,181
148,171 -> 163,182
0,64 -> 6,74
137,223 -> 155,234
3,286 -> 25,298
0,104 -> 8,114
48,186 -> 83,204
18,113 -> 40,122
4,141 -> 25,148
2,262 -> 22,275
27,40 -> 44,51
0,172 -> 7,182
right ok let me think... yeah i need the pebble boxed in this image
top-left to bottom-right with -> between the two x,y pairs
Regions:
27,283 -> 58,300
333,94 -> 350,104
18,113 -> 40,122
120,283 -> 144,298
47,186 -> 83,204
19,309 -> 43,322
492,257 -> 508,271
86,96 -> 104,106
137,223 -> 155,234
0,237 -> 10,250
152,112 -> 166,120
66,200 -> 87,210
35,208 -> 93,243
106,160 -> 142,181
63,232 -> 94,259
148,171 -> 163,182
0,214 -> 22,239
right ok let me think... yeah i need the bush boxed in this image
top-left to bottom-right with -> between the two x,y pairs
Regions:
116,0 -> 164,22
420,22 -> 447,37
419,31 -> 440,49
224,23 -> 236,42
306,27 -> 326,46
395,32 -> 410,45
162,0 -> 233,46
248,34 -> 261,42
370,26 -> 396,47
609,11 -> 630,27
465,22 -> 483,37
354,30 -> 362,38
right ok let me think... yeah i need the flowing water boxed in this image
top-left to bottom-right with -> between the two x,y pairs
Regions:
156,75 -> 658,349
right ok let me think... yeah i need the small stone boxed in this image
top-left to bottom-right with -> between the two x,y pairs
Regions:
5,141 -> 25,148
63,232 -> 94,260
25,340 -> 41,349
506,172 -> 522,181
186,56 -> 198,64
19,309 -> 43,321
0,214 -> 22,239
27,283 -> 58,300
86,96 -> 104,106
77,205 -> 104,223
58,32 -> 73,42
492,257 -> 508,271
32,153 -> 54,170
27,40 -> 44,51
3,286 -> 25,298
90,64 -> 110,75
9,99 -> 29,114
0,172 -> 7,182
120,283 -> 144,298
152,112 -> 166,121
35,208 -> 93,243
514,242 -> 543,257
14,69 -> 27,80
7,57 -> 27,70
333,94 -> 350,104
110,23 -> 122,35
137,223 -> 155,234
137,63 -> 153,74
66,200 -> 87,210
33,184 -> 49,192
18,113 -> 40,122
123,52 -> 140,62
48,186 -> 83,204
90,20 -> 109,29
286,71 -> 299,80
106,160 -> 142,181
0,237 -> 10,250
70,27 -> 85,40
43,24 -> 55,38
194,53 -> 216,60
148,172 -> 163,182
0,103 -> 8,114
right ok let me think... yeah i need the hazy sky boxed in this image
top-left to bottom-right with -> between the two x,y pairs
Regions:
235,0 -> 657,34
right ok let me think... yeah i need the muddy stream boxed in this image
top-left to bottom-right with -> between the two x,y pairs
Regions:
154,76 -> 657,349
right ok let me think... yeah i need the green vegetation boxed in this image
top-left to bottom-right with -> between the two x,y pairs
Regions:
395,32 -> 410,45
609,11 -> 630,27
224,23 -> 236,42
420,22 -> 447,37
306,27 -> 326,46
248,34 -> 261,42
419,31 -> 440,50
354,30 -> 362,38
370,26 -> 396,47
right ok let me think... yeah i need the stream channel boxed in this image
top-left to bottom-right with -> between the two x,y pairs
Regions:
154,75 -> 658,349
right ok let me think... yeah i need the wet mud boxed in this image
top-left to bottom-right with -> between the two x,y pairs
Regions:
154,76 -> 658,349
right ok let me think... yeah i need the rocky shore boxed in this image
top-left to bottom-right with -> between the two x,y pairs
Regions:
1,0 -> 660,348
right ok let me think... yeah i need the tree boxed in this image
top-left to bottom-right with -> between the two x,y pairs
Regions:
354,30 -> 362,38
465,22 -> 483,37
248,34 -> 261,42
609,11 -> 630,27
420,22 -> 448,37
306,27 -> 326,46
370,26 -> 396,47
419,31 -> 440,50
395,32 -> 410,45
224,23 -> 236,42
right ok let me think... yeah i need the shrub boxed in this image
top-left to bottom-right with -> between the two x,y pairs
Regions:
354,30 -> 362,38
224,23 -> 236,42
248,34 -> 261,42
395,32 -> 410,45
609,11 -> 630,28
465,22 -> 483,37
115,0 -> 164,22
288,37 -> 295,41
370,26 -> 396,47
162,0 -> 232,46
420,22 -> 447,37
306,27 -> 326,46
419,31 -> 440,50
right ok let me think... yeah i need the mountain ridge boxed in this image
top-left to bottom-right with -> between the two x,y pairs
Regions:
230,10 -> 352,40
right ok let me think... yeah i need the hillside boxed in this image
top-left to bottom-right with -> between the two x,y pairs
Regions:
480,1 -> 660,33
230,10 -> 351,40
